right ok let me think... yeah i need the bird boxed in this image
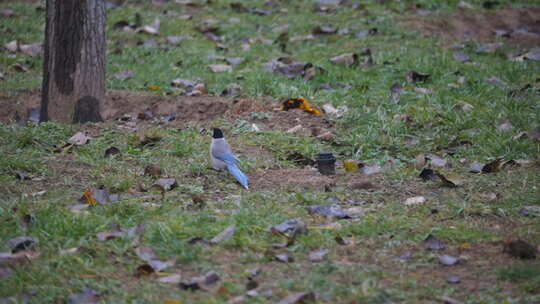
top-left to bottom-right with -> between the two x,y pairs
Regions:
210,128 -> 249,190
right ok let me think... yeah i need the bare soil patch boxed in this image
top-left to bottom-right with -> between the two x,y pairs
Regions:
407,6 -> 540,47
249,168 -> 334,191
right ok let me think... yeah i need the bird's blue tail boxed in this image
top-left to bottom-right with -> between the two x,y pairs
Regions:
227,164 -> 249,190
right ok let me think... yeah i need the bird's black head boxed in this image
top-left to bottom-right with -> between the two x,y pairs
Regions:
212,128 -> 224,139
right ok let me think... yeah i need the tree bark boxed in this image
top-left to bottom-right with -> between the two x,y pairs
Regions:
40,0 -> 106,123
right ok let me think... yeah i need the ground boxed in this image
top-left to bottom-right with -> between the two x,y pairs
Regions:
0,0 -> 539,303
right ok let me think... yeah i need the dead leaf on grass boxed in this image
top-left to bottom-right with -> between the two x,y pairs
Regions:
426,154 -> 447,167
406,70 -> 430,83
438,254 -> 459,266
329,53 -> 358,67
157,274 -> 182,284
154,178 -> 178,191
334,236 -> 352,246
497,120 -> 513,132
274,253 -> 294,263
210,224 -> 236,245
19,42 -> 42,57
275,292 -> 315,304
481,158 -> 504,173
424,234 -> 447,251
313,25 -> 337,35
265,57 -> 313,79
114,70 -> 135,80
67,288 -> 101,304
68,131 -> 91,146
104,146 -> 120,158
270,218 -> 308,238
281,97 -> 321,115
453,52 -> 470,63
355,28 -> 378,39
436,171 -> 464,187
0,250 -> 40,266
419,168 -> 437,181
7,236 -> 38,253
519,206 -> 540,217
309,249 -> 328,262
404,196 -> 426,206
286,152 -> 315,167
144,164 -> 162,177
137,18 -> 160,35
78,186 -> 120,205
446,275 -> 461,284
135,246 -> 175,274
179,271 -> 220,290
361,164 -> 381,175
208,64 -> 232,73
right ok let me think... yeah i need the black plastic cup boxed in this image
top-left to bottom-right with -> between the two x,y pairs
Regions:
316,152 -> 336,175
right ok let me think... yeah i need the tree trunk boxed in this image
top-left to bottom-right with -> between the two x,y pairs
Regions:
40,0 -> 106,123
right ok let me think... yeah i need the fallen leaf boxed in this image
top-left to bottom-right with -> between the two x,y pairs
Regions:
309,249 -> 328,262
393,251 -> 413,262
426,154 -> 447,167
436,172 -> 464,187
453,52 -> 470,63
404,196 -> 426,206
308,204 -> 347,218
265,57 -> 313,79
355,28 -> 378,39
446,275 -> 461,284
424,234 -> 447,251
334,236 -> 352,246
208,64 -> 232,73
330,53 -> 358,67
497,120 -> 513,132
475,42 -> 503,53
281,97 -> 321,115
7,236 -> 38,253
406,71 -> 430,83
154,178 -> 178,191
68,131 -> 91,145
274,253 -> 294,263
0,250 -> 40,266
114,70 -> 135,80
439,296 -> 464,304
275,292 -> 315,304
519,206 -> 540,217
210,224 -> 236,245
179,271 -> 220,290
419,168 -> 436,181
270,218 -> 308,238
67,288 -> 101,304
144,164 -> 162,177
438,254 -> 459,266
313,25 -> 337,35
481,158 -> 504,173
157,274 -> 182,284
78,186 -> 119,205
4,40 -> 18,52
135,246 -> 175,273
137,18 -> 160,35
104,147 -> 120,158
286,152 -> 315,167
19,43 -> 42,57
361,164 -> 381,175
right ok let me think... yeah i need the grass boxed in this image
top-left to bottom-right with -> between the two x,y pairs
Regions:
1,0 -> 540,303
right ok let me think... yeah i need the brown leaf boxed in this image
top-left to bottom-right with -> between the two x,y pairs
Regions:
68,131 -> 91,146
19,43 -> 42,57
406,70 -> 430,83
144,164 -> 162,177
329,53 -> 358,67
313,25 -> 337,35
67,288 -> 101,304
275,292 -> 315,304
424,234 -> 447,250
482,158 -> 504,173
309,249 -> 328,262
274,253 -> 294,263
210,224 -> 236,245
436,172 -> 464,187
208,64 -> 232,73
154,178 -> 177,191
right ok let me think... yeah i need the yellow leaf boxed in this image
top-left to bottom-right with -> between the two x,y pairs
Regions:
82,191 -> 98,205
164,300 -> 182,304
343,160 -> 359,172
148,84 -> 161,91
459,242 -> 471,250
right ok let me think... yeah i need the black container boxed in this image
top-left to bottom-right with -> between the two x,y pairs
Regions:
316,152 -> 336,175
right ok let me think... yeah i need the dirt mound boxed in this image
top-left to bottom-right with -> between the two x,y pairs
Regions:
408,7 -> 540,47
249,168 -> 334,191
